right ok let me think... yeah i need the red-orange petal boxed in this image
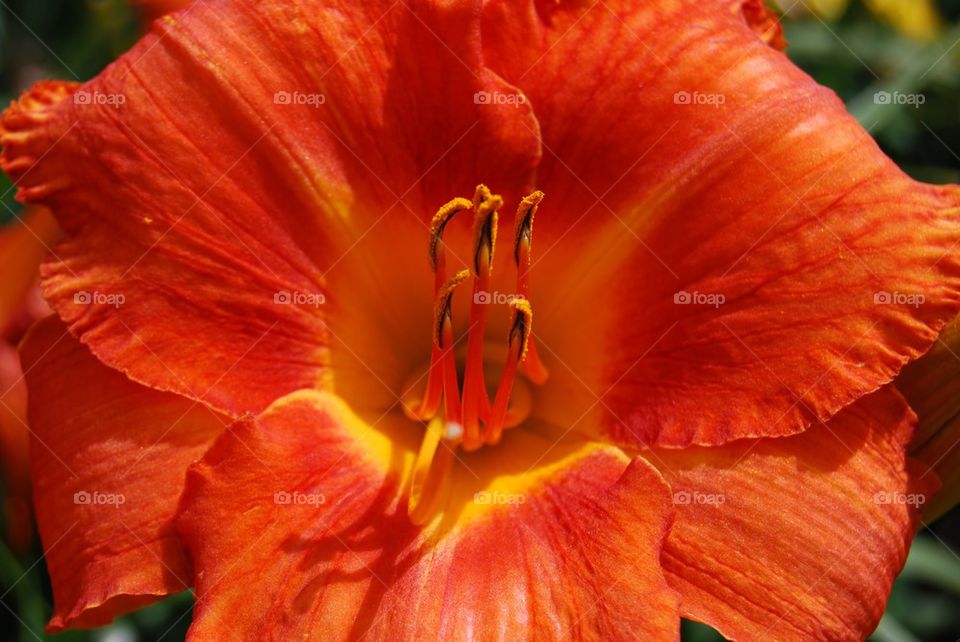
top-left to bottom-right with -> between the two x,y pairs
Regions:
0,0 -> 540,419
737,0 -> 788,50
176,390 -> 680,641
651,387 -> 935,641
0,340 -> 31,552
21,316 -> 227,631
483,0 -> 960,448
0,206 -> 58,336
897,314 -> 960,519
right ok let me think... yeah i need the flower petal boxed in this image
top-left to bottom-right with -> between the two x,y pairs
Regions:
897,314 -> 960,520
0,340 -> 31,552
21,315 -> 227,631
650,387 -> 934,641
0,0 -> 540,418
0,206 -> 57,335
482,0 -> 960,448
176,390 -> 679,641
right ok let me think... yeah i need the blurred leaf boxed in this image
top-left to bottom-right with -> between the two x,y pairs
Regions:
0,538 -> 46,642
847,21 -> 960,129
870,613 -> 921,642
681,619 -> 724,642
898,535 -> 960,596
0,174 -> 17,225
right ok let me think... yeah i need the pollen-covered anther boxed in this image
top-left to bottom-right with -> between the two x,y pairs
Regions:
428,196 -> 472,273
508,298 -> 533,362
471,190 -> 502,276
484,298 -> 534,447
513,190 -> 544,267
403,269 -> 470,423
432,269 -> 471,350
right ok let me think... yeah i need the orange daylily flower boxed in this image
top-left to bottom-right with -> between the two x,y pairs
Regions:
2,0 -> 960,639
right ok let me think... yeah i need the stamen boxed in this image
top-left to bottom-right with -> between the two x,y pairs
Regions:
461,187 -> 503,451
407,187 -> 549,522
403,341 -> 445,421
434,270 -> 471,423
484,299 -> 533,446
407,198 -> 472,420
512,191 -> 550,385
407,270 -> 472,524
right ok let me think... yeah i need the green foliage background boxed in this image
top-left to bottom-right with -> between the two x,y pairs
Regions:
0,1 -> 959,640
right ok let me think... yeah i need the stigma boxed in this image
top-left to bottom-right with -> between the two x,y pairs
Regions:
404,185 -> 548,524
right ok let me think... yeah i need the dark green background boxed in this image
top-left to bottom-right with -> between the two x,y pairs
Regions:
0,1 -> 959,640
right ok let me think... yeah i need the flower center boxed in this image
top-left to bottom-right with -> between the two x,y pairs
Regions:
401,185 -> 549,524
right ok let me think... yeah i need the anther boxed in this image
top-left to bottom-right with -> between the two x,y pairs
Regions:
433,270 -> 470,348
484,299 -> 533,446
428,196 -> 472,274
513,190 -> 543,269
404,270 -> 470,422
472,192 -> 501,276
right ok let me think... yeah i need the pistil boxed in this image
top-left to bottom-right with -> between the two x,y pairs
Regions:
433,269 -> 471,426
408,416 -> 455,525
